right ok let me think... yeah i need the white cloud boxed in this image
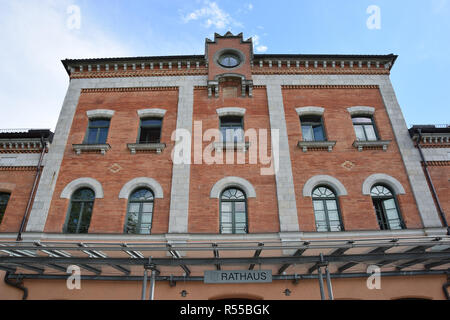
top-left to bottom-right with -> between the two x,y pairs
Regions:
0,0 -> 131,130
183,1 -> 243,29
253,35 -> 260,46
256,45 -> 268,53
248,4 -> 253,11
252,35 -> 268,53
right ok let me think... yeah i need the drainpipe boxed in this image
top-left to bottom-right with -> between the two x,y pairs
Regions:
4,271 -> 28,300
416,130 -> 449,235
16,135 -> 46,241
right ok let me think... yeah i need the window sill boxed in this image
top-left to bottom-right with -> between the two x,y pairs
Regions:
72,143 -> 111,155
127,143 -> 166,154
213,141 -> 250,152
297,140 -> 336,152
352,140 -> 391,151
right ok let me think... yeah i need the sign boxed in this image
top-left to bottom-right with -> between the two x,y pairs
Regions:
204,270 -> 272,284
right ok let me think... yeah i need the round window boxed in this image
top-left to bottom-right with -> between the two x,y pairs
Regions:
218,53 -> 240,68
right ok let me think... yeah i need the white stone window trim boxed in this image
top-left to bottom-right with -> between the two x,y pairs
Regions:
60,177 -> 104,199
210,176 -> 256,199
347,106 -> 375,116
303,175 -> 348,197
0,182 -> 16,193
362,173 -> 406,195
86,109 -> 115,119
137,108 -> 167,118
118,177 -> 164,199
216,107 -> 246,117
295,106 -> 325,117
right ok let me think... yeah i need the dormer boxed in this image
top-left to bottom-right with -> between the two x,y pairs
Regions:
205,32 -> 253,98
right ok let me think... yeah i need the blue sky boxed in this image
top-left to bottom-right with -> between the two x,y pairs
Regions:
0,0 -> 449,130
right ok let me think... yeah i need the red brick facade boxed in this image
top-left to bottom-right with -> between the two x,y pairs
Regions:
0,32 -> 448,301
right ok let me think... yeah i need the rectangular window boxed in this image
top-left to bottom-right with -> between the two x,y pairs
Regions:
139,118 -> 162,143
300,115 -> 326,142
85,119 -> 110,144
0,193 -> 11,225
220,116 -> 244,143
352,117 -> 378,142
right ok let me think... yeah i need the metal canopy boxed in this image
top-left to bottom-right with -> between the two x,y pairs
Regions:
0,236 -> 449,281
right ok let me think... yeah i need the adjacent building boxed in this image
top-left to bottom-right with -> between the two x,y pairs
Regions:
0,32 -> 449,300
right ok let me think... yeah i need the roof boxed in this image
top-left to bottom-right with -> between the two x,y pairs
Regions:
0,129 -> 54,142
409,125 -> 450,137
61,53 -> 398,75
0,236 -> 448,281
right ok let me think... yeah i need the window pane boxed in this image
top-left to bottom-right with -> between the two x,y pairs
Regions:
327,209 -> 339,221
221,226 -> 233,234
354,125 -> 366,141
141,213 -> 153,224
235,202 -> 245,212
313,125 -> 325,141
140,127 -> 161,143
329,221 -> 342,232
223,128 -> 243,143
364,125 -> 377,141
90,119 -> 110,127
142,203 -> 153,213
221,202 -> 232,212
97,127 -> 109,144
314,210 -> 325,222
235,223 -> 247,233
0,193 -> 11,225
383,199 -> 396,210
87,128 -> 98,144
388,219 -> 402,230
139,224 -> 151,234
141,119 -> 162,127
316,222 -> 328,232
130,189 -> 154,201
302,125 -> 314,141
128,203 -> 140,213
67,202 -> 82,233
220,116 -> 242,125
301,115 -> 321,123
325,200 -> 337,211
235,211 -> 246,223
221,211 -> 232,223
352,117 -> 372,124
313,200 -> 324,211
126,211 -> 139,234
78,202 -> 93,233
386,207 -> 400,221
72,188 -> 95,201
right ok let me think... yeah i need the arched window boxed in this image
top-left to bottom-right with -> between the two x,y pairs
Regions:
312,186 -> 343,232
0,192 -> 11,225
124,188 -> 154,234
220,188 -> 247,234
64,188 -> 95,233
371,185 -> 404,230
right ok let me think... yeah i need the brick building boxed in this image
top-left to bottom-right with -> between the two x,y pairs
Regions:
0,32 -> 449,300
